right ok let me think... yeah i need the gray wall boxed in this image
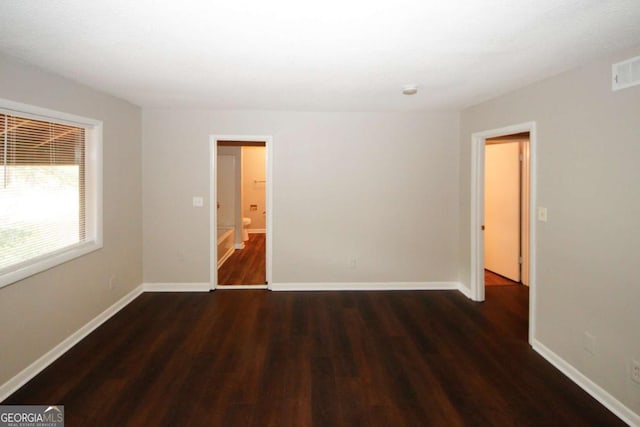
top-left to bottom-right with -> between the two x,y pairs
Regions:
0,55 -> 142,386
459,46 -> 640,414
142,110 -> 460,284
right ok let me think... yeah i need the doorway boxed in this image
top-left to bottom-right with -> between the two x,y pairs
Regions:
210,135 -> 273,290
470,122 -> 537,344
484,133 -> 530,286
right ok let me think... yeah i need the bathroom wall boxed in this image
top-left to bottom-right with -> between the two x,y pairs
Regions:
217,146 -> 243,245
216,154 -> 237,227
142,110 -> 460,284
241,146 -> 267,231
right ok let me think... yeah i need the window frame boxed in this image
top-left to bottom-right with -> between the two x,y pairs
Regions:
0,99 -> 103,288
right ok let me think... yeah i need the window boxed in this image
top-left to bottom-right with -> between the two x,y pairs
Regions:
0,100 -> 102,288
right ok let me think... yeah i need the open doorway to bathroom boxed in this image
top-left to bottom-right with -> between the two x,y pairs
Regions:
211,137 -> 272,289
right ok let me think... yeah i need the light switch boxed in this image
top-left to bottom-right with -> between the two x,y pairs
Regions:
537,207 -> 548,222
192,196 -> 204,207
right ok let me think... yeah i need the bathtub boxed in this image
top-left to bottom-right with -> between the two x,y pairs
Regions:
217,227 -> 235,268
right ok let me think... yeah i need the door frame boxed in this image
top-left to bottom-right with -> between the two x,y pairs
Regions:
209,134 -> 273,290
470,121 -> 537,344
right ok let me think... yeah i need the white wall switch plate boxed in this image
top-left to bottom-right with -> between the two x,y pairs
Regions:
192,196 -> 204,207
537,207 -> 548,222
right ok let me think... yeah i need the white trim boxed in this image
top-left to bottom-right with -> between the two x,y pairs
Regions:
270,281 -> 461,291
0,242 -> 103,289
210,135 -> 273,291
0,284 -> 143,402
0,98 -> 103,289
265,137 -> 273,288
217,284 -> 268,290
533,340 -> 640,426
457,283 -> 473,299
217,247 -> 235,269
469,121 -> 537,345
470,130 -> 485,302
247,228 -> 266,234
234,243 -> 245,250
143,282 -> 210,292
210,142 -> 217,290
0,99 -> 102,128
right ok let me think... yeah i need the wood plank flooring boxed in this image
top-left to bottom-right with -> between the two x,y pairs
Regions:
3,288 -> 623,426
218,233 -> 266,285
485,269 -> 520,286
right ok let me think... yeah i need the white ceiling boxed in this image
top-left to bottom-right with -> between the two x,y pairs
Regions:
2,0 -> 640,111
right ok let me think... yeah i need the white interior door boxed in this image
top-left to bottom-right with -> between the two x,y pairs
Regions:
484,142 -> 520,281
217,155 -> 236,227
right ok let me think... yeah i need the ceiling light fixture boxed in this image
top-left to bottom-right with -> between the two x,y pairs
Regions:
402,85 -> 418,95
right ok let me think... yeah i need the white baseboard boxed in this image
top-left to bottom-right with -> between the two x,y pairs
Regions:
533,339 -> 639,426
0,284 -> 144,402
457,283 -> 473,299
217,247 -> 235,268
247,229 -> 266,234
234,243 -> 245,250
143,282 -> 211,292
269,281 -> 461,291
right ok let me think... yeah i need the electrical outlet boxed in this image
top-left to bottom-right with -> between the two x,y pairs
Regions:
348,258 -> 357,269
632,360 -> 640,384
108,274 -> 117,291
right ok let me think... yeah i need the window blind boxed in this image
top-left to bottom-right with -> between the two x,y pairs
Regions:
0,112 -> 86,271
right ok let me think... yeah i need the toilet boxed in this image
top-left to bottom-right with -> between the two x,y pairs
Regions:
242,217 -> 251,241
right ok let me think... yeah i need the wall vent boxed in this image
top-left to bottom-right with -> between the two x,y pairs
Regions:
612,55 -> 640,91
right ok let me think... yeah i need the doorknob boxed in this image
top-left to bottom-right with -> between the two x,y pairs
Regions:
217,202 -> 220,209
481,225 -> 485,230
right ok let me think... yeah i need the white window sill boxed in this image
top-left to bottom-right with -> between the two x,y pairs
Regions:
0,240 -> 103,289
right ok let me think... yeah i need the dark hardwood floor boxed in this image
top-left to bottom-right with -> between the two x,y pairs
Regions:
3,288 -> 623,426
218,233 -> 266,286
485,269 -> 520,286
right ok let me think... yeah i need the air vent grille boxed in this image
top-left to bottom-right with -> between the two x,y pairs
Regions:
612,55 -> 640,91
